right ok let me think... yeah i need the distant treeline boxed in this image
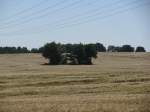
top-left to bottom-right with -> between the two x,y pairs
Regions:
33,43 -> 146,53
0,47 -> 29,54
0,46 -> 43,54
107,45 -> 146,52
0,43 -> 146,54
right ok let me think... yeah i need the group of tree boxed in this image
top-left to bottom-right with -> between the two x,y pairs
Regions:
0,43 -> 146,55
30,47 -> 44,53
107,45 -> 146,52
0,46 -> 44,54
42,42 -> 97,65
0,47 -> 29,54
41,42 -> 146,65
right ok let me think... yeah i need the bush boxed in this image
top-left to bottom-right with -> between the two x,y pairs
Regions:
136,46 -> 146,52
120,45 -> 134,52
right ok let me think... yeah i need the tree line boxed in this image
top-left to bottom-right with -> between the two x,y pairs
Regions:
0,43 -> 145,54
0,46 -> 43,54
0,47 -> 29,54
0,43 -> 146,65
107,45 -> 146,52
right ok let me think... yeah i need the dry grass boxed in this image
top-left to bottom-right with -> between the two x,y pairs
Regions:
0,52 -> 150,112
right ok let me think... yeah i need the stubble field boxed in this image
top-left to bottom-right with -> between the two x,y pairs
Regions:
0,53 -> 150,112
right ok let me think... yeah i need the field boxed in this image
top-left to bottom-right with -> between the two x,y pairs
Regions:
0,53 -> 150,112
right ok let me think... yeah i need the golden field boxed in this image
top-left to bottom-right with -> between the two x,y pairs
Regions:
0,53 -> 150,112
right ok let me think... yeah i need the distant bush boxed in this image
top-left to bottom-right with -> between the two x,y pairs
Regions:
31,48 -> 40,53
107,45 -> 116,52
120,45 -> 134,52
135,46 -> 146,52
95,43 -> 106,52
107,45 -> 135,52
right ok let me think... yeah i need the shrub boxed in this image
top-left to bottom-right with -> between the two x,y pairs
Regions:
136,46 -> 146,52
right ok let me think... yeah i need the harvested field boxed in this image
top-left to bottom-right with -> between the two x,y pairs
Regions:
0,52 -> 150,112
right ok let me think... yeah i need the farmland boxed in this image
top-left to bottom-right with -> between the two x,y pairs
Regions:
0,53 -> 150,112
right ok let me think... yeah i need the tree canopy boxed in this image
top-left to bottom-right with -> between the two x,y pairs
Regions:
42,42 -> 98,65
42,42 -> 62,65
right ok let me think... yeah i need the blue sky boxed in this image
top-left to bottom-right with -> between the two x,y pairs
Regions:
0,0 -> 150,51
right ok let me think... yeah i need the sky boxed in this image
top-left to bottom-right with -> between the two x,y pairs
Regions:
0,0 -> 150,51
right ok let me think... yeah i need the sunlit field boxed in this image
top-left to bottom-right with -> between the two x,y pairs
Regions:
0,53 -> 150,112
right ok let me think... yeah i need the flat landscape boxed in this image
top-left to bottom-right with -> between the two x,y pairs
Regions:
0,53 -> 150,112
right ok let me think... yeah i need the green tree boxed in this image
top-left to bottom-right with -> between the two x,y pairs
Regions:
31,48 -> 39,53
22,47 -> 29,53
72,43 -> 97,64
39,47 -> 44,53
85,44 -> 97,64
96,43 -> 106,52
136,46 -> 146,52
64,44 -> 74,53
73,44 -> 86,64
42,42 -> 61,65
120,45 -> 134,52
